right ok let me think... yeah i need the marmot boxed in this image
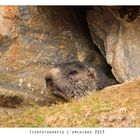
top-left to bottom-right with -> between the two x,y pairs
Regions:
45,61 -> 117,101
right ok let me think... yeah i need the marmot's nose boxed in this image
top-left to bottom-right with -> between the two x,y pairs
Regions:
45,68 -> 60,83
45,77 -> 52,83
45,71 -> 52,83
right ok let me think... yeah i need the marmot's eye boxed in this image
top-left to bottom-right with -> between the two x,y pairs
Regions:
69,70 -> 78,75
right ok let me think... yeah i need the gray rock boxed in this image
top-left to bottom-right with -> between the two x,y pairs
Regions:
87,6 -> 140,83
0,6 -> 108,107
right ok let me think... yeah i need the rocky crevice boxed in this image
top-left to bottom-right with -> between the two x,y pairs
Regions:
0,6 -> 140,107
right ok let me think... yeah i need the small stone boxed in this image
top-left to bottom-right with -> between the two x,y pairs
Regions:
27,83 -> 31,88
19,79 -> 23,83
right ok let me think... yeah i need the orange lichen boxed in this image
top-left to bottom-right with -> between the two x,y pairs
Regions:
5,6 -> 17,18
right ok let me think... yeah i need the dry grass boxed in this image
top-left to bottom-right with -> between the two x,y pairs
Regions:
1,80 -> 140,127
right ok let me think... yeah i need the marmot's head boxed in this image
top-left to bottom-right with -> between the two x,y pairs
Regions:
45,61 -> 97,101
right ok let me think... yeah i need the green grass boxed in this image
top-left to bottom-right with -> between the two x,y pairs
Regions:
0,92 -> 112,127
1,80 -> 140,127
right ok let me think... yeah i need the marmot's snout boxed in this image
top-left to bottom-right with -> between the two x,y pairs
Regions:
45,72 -> 52,83
45,68 -> 61,82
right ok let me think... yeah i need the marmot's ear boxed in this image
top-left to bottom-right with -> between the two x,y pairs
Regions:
88,67 -> 96,78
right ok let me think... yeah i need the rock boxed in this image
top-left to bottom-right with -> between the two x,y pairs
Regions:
0,6 -> 108,107
87,6 -> 140,83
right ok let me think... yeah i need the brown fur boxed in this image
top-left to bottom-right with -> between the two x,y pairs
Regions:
45,61 -> 117,101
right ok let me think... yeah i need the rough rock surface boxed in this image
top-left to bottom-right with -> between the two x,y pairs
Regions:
0,6 -> 108,107
87,7 -> 140,83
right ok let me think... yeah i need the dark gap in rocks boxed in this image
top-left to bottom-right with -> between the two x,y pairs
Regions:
116,6 -> 140,22
63,6 -> 118,81
73,7 -> 107,59
77,6 -> 117,81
